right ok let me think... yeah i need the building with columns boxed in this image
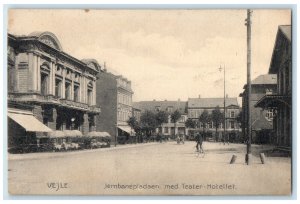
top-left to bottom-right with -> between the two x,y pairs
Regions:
7,31 -> 101,150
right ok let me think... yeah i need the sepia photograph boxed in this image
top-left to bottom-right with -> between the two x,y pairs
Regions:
6,8 -> 292,196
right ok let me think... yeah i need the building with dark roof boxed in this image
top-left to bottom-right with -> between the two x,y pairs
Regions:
7,31 -> 101,152
240,74 -> 277,144
255,25 -> 292,149
187,96 -> 241,142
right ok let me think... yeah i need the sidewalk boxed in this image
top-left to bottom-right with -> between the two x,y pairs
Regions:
8,142 -> 163,161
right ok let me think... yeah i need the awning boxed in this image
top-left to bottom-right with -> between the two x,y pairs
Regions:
86,131 -> 111,138
8,112 -> 52,132
118,126 -> 136,136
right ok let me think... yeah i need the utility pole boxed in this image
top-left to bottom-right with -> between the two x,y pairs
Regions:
245,9 -> 252,165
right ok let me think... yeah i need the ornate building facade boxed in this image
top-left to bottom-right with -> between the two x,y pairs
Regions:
8,32 -> 101,149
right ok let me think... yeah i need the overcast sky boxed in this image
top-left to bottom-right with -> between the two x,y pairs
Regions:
8,9 -> 291,104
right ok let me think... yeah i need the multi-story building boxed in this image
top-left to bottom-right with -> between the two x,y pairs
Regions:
133,100 -> 188,136
255,25 -> 292,149
7,32 -> 101,150
239,74 -> 277,144
95,70 -> 134,144
187,97 -> 241,142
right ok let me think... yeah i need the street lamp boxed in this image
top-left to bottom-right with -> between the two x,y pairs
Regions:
219,65 -> 226,145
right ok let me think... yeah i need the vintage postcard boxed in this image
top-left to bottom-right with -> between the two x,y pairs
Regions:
7,8 -> 292,196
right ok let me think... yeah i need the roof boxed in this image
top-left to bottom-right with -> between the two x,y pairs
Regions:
269,25 -> 292,74
133,100 -> 187,114
81,59 -> 101,72
251,74 -> 277,85
279,25 -> 291,42
188,97 -> 239,108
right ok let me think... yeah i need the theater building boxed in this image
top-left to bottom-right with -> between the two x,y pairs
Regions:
7,32 -> 101,151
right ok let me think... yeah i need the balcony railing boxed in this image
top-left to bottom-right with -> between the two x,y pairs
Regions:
8,92 -> 101,113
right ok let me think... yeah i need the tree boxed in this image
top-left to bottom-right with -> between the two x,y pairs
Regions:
185,118 -> 197,129
127,116 -> 141,143
155,111 -> 168,133
127,116 -> 140,133
140,110 -> 157,137
171,110 -> 182,137
211,106 -> 224,141
198,110 -> 211,134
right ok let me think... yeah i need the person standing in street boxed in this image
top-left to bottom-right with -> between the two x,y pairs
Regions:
195,132 -> 204,153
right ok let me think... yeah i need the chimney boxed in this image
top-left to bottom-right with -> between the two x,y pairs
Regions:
198,95 -> 201,98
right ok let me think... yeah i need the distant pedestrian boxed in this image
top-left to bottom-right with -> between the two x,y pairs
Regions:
195,132 -> 204,153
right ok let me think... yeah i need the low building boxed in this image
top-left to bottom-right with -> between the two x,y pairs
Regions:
255,25 -> 292,149
133,100 -> 188,136
95,70 -> 134,144
187,97 -> 241,142
239,74 -> 277,144
7,32 -> 101,151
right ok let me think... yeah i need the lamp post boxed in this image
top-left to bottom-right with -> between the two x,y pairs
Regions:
245,9 -> 252,165
219,65 -> 226,145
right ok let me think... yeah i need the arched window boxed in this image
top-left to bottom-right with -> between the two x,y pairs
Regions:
87,81 -> 93,105
40,62 -> 50,96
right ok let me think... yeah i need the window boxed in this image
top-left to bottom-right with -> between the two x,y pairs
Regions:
230,121 -> 235,129
265,109 -> 274,121
164,127 -> 169,133
74,85 -> 79,102
41,73 -> 49,96
167,106 -> 173,112
155,106 -> 161,112
230,111 -> 235,118
88,89 -> 93,105
55,78 -> 62,98
65,82 -> 71,100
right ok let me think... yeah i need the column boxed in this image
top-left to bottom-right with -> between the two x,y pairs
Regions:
62,68 -> 66,99
37,56 -> 41,92
48,108 -> 57,130
93,80 -> 96,105
71,75 -> 74,101
14,55 -> 19,92
28,52 -> 34,91
49,61 -> 53,95
32,54 -> 37,91
52,62 -> 56,96
82,113 -> 89,135
78,75 -> 82,102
